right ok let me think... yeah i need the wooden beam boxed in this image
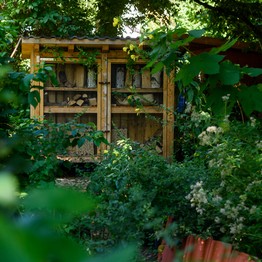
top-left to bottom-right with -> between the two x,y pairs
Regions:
68,44 -> 74,53
102,45 -> 109,53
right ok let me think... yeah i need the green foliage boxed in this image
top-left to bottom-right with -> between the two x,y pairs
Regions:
73,140 -> 173,254
0,173 -> 138,262
5,116 -> 107,187
140,28 -> 262,118
183,120 -> 262,257
1,0 -> 96,37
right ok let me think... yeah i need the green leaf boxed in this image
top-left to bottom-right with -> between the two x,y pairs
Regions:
151,61 -> 164,74
176,63 -> 199,86
219,61 -> 240,85
209,38 -> 238,54
241,67 -> 262,77
77,137 -> 86,147
0,173 -> 18,206
206,87 -> 237,117
23,187 -> 95,216
176,53 -> 224,86
190,53 -> 224,74
237,85 -> 262,115
170,36 -> 194,50
28,90 -> 40,108
187,88 -> 194,102
89,244 -> 137,262
188,29 -> 205,38
22,74 -> 34,89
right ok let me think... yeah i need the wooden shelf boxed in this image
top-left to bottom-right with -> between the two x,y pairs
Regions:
112,88 -> 163,93
44,106 -> 97,113
111,106 -> 162,114
45,87 -> 97,91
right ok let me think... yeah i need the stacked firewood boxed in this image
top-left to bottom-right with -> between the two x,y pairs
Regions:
61,94 -> 97,106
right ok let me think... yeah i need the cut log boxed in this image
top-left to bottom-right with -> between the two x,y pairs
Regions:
73,94 -> 82,101
76,99 -> 84,106
156,145 -> 162,154
89,97 -> 97,106
68,100 -> 76,106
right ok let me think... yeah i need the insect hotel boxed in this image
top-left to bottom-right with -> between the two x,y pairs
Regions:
21,37 -> 175,160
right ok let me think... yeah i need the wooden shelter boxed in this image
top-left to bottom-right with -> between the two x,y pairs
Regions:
22,36 -> 175,159
21,36 -> 262,160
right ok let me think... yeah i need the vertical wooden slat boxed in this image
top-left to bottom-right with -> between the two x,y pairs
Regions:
96,59 -> 102,131
107,58 -> 112,144
128,114 -> 136,141
142,69 -> 151,88
98,53 -> 110,153
163,70 -> 175,160
65,64 -> 75,86
56,114 -> 65,124
74,64 -> 84,87
30,44 -> 44,120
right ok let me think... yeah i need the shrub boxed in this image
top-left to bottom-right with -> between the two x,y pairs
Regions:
79,139 -> 175,254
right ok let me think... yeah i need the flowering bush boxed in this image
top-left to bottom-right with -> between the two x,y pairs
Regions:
173,119 -> 262,258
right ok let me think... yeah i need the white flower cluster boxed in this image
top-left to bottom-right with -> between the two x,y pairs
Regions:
198,126 -> 223,146
222,93 -> 230,102
190,110 -> 211,127
186,181 -> 208,215
256,140 -> 262,150
249,117 -> 256,127
184,102 -> 192,114
218,200 -> 249,238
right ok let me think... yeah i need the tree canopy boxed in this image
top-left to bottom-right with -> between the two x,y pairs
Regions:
1,0 -> 261,44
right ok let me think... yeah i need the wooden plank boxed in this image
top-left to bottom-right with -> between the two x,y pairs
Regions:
142,69 -> 151,88
74,64 -> 84,87
120,113 -> 128,129
162,70 -> 175,160
68,44 -> 74,53
65,64 -> 75,86
111,106 -> 162,114
57,114 -> 65,124
137,115 -> 145,143
112,114 -> 121,129
98,53 -> 109,153
128,114 -> 136,141
30,46 -> 44,120
48,91 -> 56,104
144,117 -> 152,141
102,44 -> 109,53
44,106 -> 97,113
111,88 -> 163,93
45,87 -> 97,91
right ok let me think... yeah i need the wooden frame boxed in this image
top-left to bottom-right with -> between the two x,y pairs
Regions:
22,37 -> 175,159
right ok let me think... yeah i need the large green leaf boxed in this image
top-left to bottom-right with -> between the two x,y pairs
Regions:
22,74 -> 34,89
188,29 -> 205,38
176,52 -> 224,86
88,245 -> 137,262
151,61 -> 164,74
206,86 -> 237,117
28,90 -> 40,108
209,38 -> 238,54
190,53 -> 224,74
237,85 -> 262,115
176,63 -> 199,86
218,61 -> 241,85
23,187 -> 95,216
241,67 -> 262,77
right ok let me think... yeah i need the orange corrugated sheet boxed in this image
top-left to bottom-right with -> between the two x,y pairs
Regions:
159,235 -> 255,262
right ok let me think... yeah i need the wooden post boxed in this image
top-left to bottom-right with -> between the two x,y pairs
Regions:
98,53 -> 110,153
163,71 -> 175,160
30,44 -> 44,120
